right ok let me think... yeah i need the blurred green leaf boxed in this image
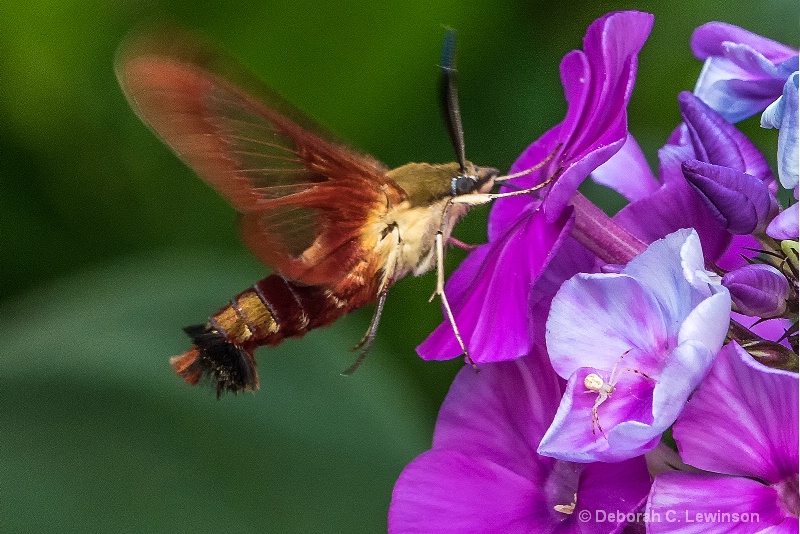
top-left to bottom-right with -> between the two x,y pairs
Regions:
0,251 -> 433,533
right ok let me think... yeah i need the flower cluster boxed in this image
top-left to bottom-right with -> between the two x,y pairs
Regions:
392,11 -> 798,533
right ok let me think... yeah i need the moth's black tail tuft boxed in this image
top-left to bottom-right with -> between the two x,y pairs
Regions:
170,324 -> 259,398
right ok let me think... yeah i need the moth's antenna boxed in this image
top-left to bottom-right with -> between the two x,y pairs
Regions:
440,29 -> 467,174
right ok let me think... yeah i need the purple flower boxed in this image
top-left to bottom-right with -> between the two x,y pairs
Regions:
538,230 -> 731,462
495,10 -> 654,225
418,10 -> 653,364
615,92 -> 777,261
389,347 -> 651,533
645,342 -> 799,532
691,22 -> 799,123
762,72 -> 799,189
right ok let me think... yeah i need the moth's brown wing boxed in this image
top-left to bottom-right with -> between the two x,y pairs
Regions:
116,30 -> 407,285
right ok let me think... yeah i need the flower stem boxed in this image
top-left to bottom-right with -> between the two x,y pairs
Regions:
569,192 -> 647,264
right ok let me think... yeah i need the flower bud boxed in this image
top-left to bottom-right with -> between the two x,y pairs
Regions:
766,202 -> 799,240
678,91 -> 776,185
682,159 -> 777,234
722,263 -> 790,317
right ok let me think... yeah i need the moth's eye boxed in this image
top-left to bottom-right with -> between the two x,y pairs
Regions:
451,175 -> 478,196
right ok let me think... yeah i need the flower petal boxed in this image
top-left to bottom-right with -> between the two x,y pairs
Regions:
723,264 -> 790,317
491,124 -> 565,242
646,471 -> 796,533
679,92 -> 776,186
614,174 -> 732,264
590,133 -> 659,202
495,11 -> 653,225
433,351 -> 562,480
389,450 -> 545,534
622,229 -> 704,323
390,451 -> 652,534
691,22 -> 798,122
674,290 -> 731,355
682,160 -> 777,234
543,11 -> 653,220
649,340 -> 715,430
693,58 -> 791,123
576,459 -> 651,532
673,343 -> 799,483
395,342 -> 651,532
717,233 -> 761,271
546,273 -> 667,379
538,368 -> 660,463
417,209 -> 570,363
762,72 -> 799,189
691,22 -> 799,63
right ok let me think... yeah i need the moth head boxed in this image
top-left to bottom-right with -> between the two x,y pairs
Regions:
450,164 -> 499,197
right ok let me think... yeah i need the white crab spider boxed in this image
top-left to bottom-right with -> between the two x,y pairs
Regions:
584,350 -> 654,440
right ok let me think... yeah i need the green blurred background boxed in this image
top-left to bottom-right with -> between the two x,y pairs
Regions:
1,0 -> 795,531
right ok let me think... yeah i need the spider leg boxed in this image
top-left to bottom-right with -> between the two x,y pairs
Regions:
621,367 -> 655,381
591,393 -> 609,441
608,349 -> 632,384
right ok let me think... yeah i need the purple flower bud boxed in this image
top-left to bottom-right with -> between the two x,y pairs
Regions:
682,159 -> 777,234
722,263 -> 790,317
678,91 -> 776,188
767,201 -> 799,240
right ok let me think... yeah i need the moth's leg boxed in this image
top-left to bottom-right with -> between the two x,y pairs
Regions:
343,225 -> 401,375
343,285 -> 390,375
447,236 -> 477,251
429,202 -> 453,303
433,230 -> 477,370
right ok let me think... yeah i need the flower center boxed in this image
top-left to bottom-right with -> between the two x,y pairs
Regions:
775,473 -> 800,517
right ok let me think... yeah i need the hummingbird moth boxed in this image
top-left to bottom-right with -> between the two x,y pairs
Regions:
116,29 -> 553,396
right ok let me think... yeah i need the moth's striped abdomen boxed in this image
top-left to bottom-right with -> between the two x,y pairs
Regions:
170,273 -> 371,396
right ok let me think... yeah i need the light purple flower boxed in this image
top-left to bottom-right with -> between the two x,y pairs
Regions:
538,229 -> 731,462
418,10 -> 653,364
691,22 -> 799,123
646,342 -> 799,533
389,347 -> 651,533
762,72 -> 799,189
